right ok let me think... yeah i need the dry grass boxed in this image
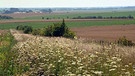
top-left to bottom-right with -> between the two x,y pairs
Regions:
10,30 -> 135,76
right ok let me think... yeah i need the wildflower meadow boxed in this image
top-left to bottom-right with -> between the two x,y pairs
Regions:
11,33 -> 135,76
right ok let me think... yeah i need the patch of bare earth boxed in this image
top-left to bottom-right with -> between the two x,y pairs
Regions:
0,30 -> 8,35
10,29 -> 34,42
71,25 -> 135,42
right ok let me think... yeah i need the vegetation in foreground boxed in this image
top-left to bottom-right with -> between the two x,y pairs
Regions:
12,35 -> 135,76
0,29 -> 135,76
0,32 -> 16,75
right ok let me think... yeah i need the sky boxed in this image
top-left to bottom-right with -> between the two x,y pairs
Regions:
0,0 -> 135,8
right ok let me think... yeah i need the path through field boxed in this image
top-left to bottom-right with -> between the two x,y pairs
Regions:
10,29 -> 34,42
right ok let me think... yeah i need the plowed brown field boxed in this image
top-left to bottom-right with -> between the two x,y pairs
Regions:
71,25 -> 135,42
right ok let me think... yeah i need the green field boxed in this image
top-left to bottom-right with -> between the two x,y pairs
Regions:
0,19 -> 135,29
20,11 -> 135,20
0,11 -> 135,29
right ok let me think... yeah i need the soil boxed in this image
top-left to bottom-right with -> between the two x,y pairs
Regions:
71,25 -> 135,42
0,30 -> 8,35
10,29 -> 34,42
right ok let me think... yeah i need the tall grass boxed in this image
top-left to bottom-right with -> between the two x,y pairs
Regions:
12,36 -> 135,76
1,30 -> 135,75
0,32 -> 16,76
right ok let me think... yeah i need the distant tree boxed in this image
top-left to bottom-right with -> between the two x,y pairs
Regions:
48,9 -> 52,13
42,17 -> 44,19
98,16 -> 103,19
46,17 -> 49,20
0,15 -> 13,19
41,8 -> 52,13
10,8 -> 19,13
67,16 -> 69,19
128,15 -> 134,19
3,8 -> 19,14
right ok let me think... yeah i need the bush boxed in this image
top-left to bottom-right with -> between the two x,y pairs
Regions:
23,26 -> 33,34
32,29 -> 40,35
63,30 -> 76,39
16,25 -> 24,30
45,19 -> 76,38
117,36 -> 134,46
45,25 -> 54,36
16,19 -> 76,39
16,25 -> 33,34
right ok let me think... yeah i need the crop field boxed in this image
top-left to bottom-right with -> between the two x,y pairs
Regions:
0,19 -> 135,29
23,11 -> 135,20
1,11 -> 135,19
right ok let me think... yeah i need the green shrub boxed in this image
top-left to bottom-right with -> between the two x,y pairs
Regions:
45,25 -> 54,36
16,19 -> 76,39
117,36 -> 134,46
32,29 -> 40,35
39,28 -> 46,36
16,25 -> 33,34
16,25 -> 24,30
63,30 -> 76,39
23,26 -> 33,34
44,19 -> 76,38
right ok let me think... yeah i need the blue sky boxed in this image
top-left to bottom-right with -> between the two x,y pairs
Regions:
0,0 -> 135,8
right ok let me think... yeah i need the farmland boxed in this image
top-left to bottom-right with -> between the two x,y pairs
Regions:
72,25 -> 135,42
23,11 -> 135,20
2,11 -> 135,19
0,19 -> 135,29
0,10 -> 135,30
0,8 -> 135,75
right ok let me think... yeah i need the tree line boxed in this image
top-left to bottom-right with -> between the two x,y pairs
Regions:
0,15 -> 13,19
72,15 -> 134,19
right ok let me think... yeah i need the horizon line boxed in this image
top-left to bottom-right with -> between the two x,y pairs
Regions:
0,6 -> 135,8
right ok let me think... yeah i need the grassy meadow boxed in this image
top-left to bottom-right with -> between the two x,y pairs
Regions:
11,33 -> 135,75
